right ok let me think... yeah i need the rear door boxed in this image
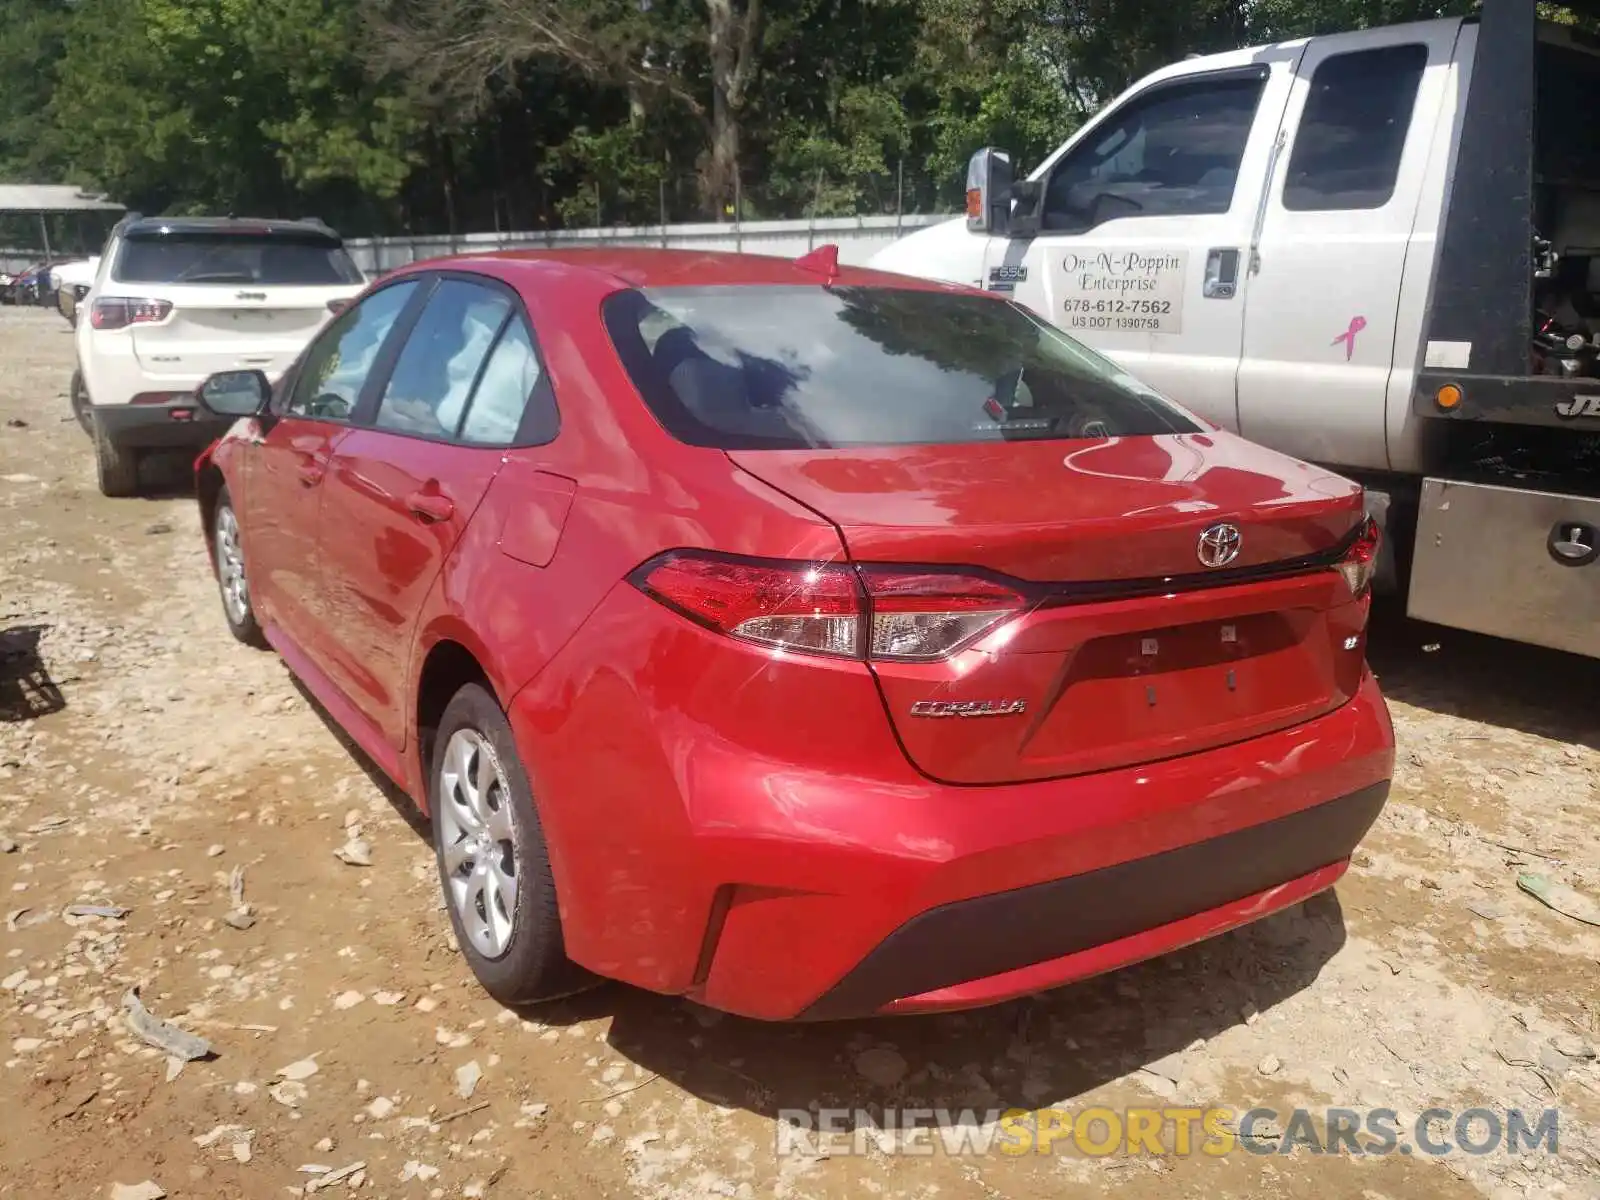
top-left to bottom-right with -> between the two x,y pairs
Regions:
317,276 -> 555,748
243,279 -> 422,655
992,47 -> 1301,431
111,227 -> 365,384
1235,22 -> 1463,468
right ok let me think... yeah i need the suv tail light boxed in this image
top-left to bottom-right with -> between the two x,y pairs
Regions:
1335,515 -> 1381,597
90,297 -> 172,330
631,551 -> 1025,662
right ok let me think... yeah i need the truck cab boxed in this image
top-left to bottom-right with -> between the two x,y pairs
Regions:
870,0 -> 1600,660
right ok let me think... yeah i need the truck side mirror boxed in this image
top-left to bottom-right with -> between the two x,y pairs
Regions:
966,148 -> 1015,235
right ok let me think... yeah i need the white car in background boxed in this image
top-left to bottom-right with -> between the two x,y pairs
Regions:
73,215 -> 366,496
51,255 -> 100,323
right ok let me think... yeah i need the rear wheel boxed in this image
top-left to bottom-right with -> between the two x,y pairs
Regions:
213,488 -> 266,648
92,417 -> 140,497
431,683 -> 589,1006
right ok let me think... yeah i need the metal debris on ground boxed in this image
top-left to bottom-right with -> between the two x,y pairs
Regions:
122,989 -> 214,1061
64,903 -> 130,919
1516,873 -> 1600,927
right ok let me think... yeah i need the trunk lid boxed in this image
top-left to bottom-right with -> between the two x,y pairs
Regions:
728,433 -> 1371,784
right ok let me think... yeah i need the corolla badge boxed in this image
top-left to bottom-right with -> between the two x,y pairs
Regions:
1196,523 -> 1242,569
909,699 -> 1027,719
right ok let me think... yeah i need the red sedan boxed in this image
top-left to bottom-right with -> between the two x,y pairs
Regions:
192,247 -> 1393,1021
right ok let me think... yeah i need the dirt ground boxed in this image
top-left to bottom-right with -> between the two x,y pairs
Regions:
0,305 -> 1597,1200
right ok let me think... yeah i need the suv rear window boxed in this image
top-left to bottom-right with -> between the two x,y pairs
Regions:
603,285 -> 1199,449
113,232 -> 364,286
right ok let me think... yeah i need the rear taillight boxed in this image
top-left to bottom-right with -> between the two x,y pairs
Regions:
631,551 -> 1025,662
859,568 -> 1025,661
90,297 -> 172,330
1335,515 -> 1381,597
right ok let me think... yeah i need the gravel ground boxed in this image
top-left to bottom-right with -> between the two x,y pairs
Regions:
0,305 -> 1597,1200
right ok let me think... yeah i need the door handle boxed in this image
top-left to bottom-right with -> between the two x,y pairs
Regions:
295,455 -> 326,486
1204,248 -> 1240,299
405,487 -> 455,523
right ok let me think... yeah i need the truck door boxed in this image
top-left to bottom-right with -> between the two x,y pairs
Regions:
1235,21 -> 1463,469
993,47 -> 1302,432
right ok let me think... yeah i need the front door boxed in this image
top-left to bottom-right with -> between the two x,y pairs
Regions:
1235,22 -> 1461,470
244,279 -> 421,656
318,278 -> 549,749
993,47 -> 1303,431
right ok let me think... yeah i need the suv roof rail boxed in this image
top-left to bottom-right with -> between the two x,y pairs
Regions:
298,216 -> 338,234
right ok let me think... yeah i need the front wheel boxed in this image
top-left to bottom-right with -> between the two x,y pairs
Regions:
213,488 -> 266,648
70,371 -> 91,435
431,683 -> 589,1006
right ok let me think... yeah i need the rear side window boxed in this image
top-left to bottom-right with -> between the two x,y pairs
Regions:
113,232 -> 364,285
1283,44 -> 1428,211
459,319 -> 548,445
376,280 -> 513,439
603,285 -> 1199,450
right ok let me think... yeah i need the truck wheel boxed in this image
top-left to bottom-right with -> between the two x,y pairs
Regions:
70,371 -> 92,435
92,418 -> 141,497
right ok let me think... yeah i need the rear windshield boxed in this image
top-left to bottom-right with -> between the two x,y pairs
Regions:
602,285 -> 1199,449
113,232 -> 364,286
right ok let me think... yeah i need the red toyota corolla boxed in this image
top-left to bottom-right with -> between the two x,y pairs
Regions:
191,247 -> 1393,1021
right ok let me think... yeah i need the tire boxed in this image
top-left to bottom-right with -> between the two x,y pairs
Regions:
92,416 -> 140,497
431,683 -> 589,1006
70,370 -> 91,435
212,488 -> 267,648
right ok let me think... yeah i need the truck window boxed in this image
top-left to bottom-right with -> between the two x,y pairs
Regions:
1283,44 -> 1428,212
1041,73 -> 1267,233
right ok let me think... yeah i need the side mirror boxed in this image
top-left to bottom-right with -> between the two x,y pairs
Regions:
197,370 -> 271,418
966,147 -> 1016,234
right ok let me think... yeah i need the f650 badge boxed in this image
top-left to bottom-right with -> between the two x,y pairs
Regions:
910,699 -> 1027,718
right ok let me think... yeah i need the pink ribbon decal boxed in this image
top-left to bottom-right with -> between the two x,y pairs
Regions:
1332,316 -> 1367,361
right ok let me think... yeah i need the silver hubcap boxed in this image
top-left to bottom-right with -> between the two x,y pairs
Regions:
438,729 -> 518,958
215,505 -> 249,625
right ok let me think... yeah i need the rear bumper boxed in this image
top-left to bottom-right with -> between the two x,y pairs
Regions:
799,782 -> 1384,1019
92,400 -> 233,450
511,591 -> 1395,1020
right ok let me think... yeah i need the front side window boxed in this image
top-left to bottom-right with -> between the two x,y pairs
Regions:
1283,44 -> 1428,211
1042,74 -> 1267,232
285,281 -> 417,421
603,285 -> 1199,450
375,280 -> 512,439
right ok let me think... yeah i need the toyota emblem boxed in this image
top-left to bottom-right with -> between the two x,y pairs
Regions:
1197,523 -> 1242,568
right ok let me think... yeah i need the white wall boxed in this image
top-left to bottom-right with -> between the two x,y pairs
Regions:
345,213 -> 955,276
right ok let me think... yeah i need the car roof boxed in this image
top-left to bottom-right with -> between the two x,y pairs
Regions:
118,216 -> 342,241
397,247 -> 977,295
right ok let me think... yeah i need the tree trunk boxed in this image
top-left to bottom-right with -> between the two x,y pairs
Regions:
704,0 -> 762,221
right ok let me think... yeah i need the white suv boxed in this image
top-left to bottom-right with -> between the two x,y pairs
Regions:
74,216 -> 367,495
